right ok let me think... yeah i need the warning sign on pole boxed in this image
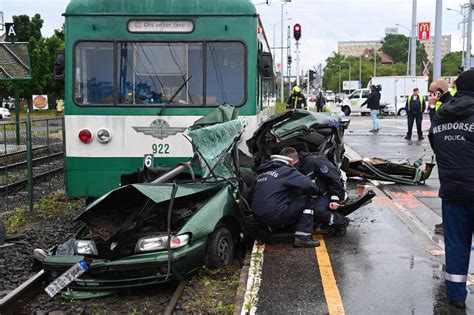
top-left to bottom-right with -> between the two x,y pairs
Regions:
418,22 -> 431,41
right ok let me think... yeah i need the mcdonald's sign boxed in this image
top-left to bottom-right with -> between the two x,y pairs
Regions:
418,22 -> 430,40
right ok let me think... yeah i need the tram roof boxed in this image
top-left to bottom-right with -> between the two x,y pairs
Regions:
65,0 -> 257,16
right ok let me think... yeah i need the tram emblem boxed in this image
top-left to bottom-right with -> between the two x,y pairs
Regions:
133,119 -> 187,140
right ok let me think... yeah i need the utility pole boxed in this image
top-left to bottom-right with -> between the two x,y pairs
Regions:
280,2 -> 284,102
373,52 -> 377,77
433,0 -> 443,79
466,0 -> 474,70
410,0 -> 417,76
296,41 -> 300,86
287,25 -> 292,95
359,56 -> 362,88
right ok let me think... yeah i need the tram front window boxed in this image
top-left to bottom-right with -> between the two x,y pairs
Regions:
75,42 -> 114,105
119,43 -> 204,105
206,43 -> 245,106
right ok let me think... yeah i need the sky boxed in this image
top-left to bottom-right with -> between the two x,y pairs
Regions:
0,0 -> 469,72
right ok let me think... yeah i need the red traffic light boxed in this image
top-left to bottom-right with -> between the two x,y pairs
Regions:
293,23 -> 301,41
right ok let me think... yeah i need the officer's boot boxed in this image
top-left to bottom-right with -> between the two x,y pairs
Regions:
331,213 -> 350,237
293,209 -> 320,248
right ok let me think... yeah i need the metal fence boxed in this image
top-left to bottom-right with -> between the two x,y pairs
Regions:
0,115 -> 65,213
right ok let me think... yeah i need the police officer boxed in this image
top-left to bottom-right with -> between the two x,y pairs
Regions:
315,91 -> 326,112
428,79 -> 451,123
429,70 -> 474,310
297,152 -> 350,236
404,88 -> 426,141
249,147 -> 348,248
287,86 -> 307,110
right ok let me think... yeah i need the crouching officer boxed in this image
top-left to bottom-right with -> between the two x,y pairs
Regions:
287,86 -> 307,110
429,69 -> 474,310
249,147 -> 347,248
297,151 -> 349,235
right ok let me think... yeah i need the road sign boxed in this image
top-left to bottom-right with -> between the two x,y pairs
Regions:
5,23 -> 17,42
343,81 -> 359,90
418,22 -> 430,41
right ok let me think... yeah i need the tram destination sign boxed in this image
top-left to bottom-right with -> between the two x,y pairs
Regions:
128,20 -> 194,33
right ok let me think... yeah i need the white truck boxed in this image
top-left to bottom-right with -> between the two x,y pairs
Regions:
340,76 -> 429,116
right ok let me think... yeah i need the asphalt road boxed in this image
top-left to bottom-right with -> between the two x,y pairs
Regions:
256,115 -> 473,314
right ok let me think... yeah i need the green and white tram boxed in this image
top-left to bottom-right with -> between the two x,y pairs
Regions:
61,0 -> 274,198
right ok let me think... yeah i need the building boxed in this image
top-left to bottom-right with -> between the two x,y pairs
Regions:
338,30 -> 451,62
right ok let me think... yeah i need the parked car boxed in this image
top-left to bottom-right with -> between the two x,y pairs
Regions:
0,108 -> 10,119
382,95 -> 428,116
325,90 -> 336,102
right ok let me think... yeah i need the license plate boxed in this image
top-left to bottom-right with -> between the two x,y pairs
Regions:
44,260 -> 89,298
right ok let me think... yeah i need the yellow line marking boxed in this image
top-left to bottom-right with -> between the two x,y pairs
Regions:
314,234 -> 345,315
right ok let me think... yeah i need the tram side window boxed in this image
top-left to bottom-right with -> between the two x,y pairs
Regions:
75,42 -> 114,105
119,43 -> 204,105
206,43 -> 245,106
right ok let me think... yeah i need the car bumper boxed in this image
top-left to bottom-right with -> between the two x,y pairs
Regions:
43,239 -> 206,290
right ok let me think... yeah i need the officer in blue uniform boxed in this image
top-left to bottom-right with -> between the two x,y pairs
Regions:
249,147 -> 348,248
429,70 -> 474,309
297,151 -> 348,236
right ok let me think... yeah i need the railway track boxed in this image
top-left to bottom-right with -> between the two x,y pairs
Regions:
0,271 -> 187,314
0,152 -> 63,175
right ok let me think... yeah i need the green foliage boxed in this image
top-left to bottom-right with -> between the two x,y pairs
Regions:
381,34 -> 428,65
441,51 -> 463,76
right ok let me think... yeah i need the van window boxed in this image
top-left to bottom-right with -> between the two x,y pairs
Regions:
350,91 -> 361,99
362,90 -> 370,98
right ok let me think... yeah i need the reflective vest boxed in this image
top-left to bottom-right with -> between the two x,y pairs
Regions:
407,95 -> 425,113
435,101 -> 443,111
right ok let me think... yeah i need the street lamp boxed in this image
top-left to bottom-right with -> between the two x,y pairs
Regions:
273,18 -> 292,61
329,64 -> 342,94
280,0 -> 291,103
447,6 -> 469,70
396,23 -> 412,76
341,61 -> 351,93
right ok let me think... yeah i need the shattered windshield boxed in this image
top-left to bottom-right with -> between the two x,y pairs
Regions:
274,111 -> 342,138
187,119 -> 246,178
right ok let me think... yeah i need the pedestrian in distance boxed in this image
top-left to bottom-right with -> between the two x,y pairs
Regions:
287,86 -> 307,110
427,79 -> 452,235
361,85 -> 381,133
249,147 -> 349,248
315,91 -> 326,113
404,88 -> 426,141
428,69 -> 474,310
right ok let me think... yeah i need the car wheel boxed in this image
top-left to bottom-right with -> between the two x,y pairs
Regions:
398,108 -> 407,116
0,220 -> 6,245
342,106 -> 351,116
205,226 -> 234,269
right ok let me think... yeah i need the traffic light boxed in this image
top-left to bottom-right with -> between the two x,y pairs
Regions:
309,70 -> 315,82
293,23 -> 301,41
458,66 -> 464,75
288,55 -> 292,65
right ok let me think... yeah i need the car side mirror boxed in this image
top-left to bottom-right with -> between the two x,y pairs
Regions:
258,52 -> 273,81
54,51 -> 65,80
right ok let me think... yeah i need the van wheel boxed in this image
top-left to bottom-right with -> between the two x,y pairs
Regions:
205,227 -> 234,269
342,106 -> 351,116
398,108 -> 407,116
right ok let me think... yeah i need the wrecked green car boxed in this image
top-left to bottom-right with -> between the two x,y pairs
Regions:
40,111 -> 247,291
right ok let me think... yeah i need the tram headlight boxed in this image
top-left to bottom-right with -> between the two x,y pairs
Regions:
97,128 -> 112,144
75,240 -> 98,256
78,129 -> 93,143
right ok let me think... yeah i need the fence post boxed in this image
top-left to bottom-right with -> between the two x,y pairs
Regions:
14,81 -> 20,145
3,124 -> 8,212
26,112 -> 34,212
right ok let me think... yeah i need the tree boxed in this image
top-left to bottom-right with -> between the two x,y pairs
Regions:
441,51 -> 463,76
381,34 -> 428,65
12,14 -> 43,42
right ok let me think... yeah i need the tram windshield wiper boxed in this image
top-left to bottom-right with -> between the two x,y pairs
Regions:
157,75 -> 192,116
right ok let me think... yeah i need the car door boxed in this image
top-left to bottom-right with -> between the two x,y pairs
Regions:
360,89 -> 371,113
349,90 -> 361,113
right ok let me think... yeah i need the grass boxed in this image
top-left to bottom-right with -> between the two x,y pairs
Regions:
5,190 -> 83,233
182,265 -> 241,314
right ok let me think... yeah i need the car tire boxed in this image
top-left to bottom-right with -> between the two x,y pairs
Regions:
398,108 -> 407,116
205,226 -> 234,269
342,106 -> 351,116
0,220 -> 6,245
